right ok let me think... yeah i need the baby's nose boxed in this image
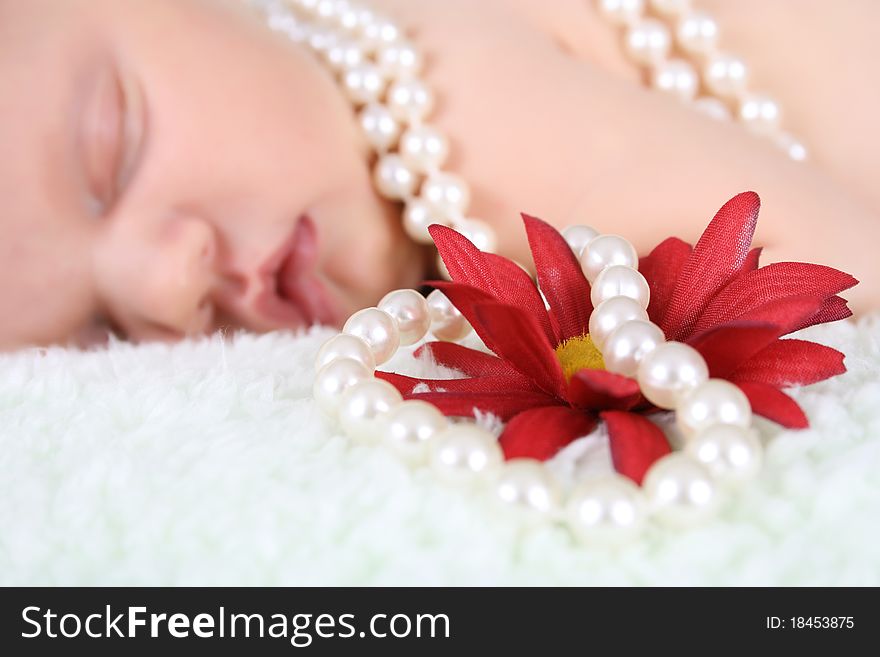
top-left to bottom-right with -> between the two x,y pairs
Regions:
96,214 -> 220,340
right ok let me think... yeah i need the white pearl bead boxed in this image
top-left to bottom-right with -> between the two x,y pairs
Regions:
373,153 -> 419,200
637,341 -> 708,409
775,132 -> 808,162
335,2 -> 360,30
376,40 -> 423,77
651,58 -> 699,102
453,218 -> 498,252
325,39 -> 365,72
386,78 -> 434,122
402,198 -> 452,244
675,379 -> 752,436
420,172 -> 471,216
315,333 -> 376,372
684,424 -> 762,486
648,0 -> 690,16
561,224 -> 599,257
589,296 -> 650,352
342,63 -> 386,105
580,234 -> 639,284
352,6 -> 376,27
624,19 -> 672,66
378,289 -> 431,346
358,103 -> 401,152
360,17 -> 400,49
676,11 -> 719,55
374,153 -> 421,200
590,265 -> 651,309
398,125 -> 449,172
338,378 -> 402,444
307,28 -> 339,54
703,53 -> 749,99
692,96 -> 732,121
602,319 -> 664,377
383,400 -> 448,465
427,289 -> 472,341
313,0 -> 336,23
429,425 -> 503,485
643,453 -> 717,527
266,11 -> 306,41
596,0 -> 645,25
738,94 -> 782,135
313,357 -> 371,415
566,474 -> 647,545
343,307 -> 401,365
495,459 -> 563,520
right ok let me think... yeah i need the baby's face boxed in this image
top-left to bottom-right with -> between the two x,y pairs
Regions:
0,0 -> 424,349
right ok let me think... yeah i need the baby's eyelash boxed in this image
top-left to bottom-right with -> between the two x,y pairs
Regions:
81,60 -> 138,218
80,69 -> 124,215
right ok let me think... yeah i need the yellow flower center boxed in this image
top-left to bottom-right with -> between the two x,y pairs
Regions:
554,334 -> 605,381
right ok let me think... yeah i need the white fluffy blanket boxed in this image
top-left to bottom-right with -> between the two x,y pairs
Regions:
2,315 -> 879,586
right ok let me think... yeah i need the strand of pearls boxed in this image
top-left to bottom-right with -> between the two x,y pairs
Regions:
594,0 -> 808,162
249,0 -> 498,275
252,0 -> 768,543
313,226 -> 764,545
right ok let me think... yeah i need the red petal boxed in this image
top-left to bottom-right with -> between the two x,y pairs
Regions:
730,339 -> 846,387
638,237 -> 692,327
695,262 -> 858,333
473,301 -> 568,398
730,294 -> 827,336
376,370 -> 541,395
428,224 -> 555,344
483,252 -> 556,343
406,390 -> 559,422
415,341 -> 524,377
377,370 -> 430,395
735,381 -> 809,429
739,246 -> 763,273
687,322 -> 781,377
662,192 -> 761,341
790,295 -> 853,332
499,406 -> 598,461
429,223 -> 496,288
521,213 -> 593,342
602,411 -> 672,485
427,281 -> 521,359
568,369 -> 642,411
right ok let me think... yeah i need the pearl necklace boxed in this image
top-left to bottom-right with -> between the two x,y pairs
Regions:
595,0 -> 808,161
249,0 -> 498,278
250,0 -> 767,542
313,226 -> 762,544
250,0 -> 810,292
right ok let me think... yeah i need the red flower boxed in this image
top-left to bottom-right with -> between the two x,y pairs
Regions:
376,192 -> 857,483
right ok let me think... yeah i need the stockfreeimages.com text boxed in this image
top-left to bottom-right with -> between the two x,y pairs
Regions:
21,606 -> 450,646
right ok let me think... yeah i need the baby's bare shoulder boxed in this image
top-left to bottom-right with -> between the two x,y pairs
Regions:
373,0 -> 632,81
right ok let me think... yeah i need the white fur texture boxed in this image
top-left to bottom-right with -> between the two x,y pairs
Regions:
1,315 -> 878,585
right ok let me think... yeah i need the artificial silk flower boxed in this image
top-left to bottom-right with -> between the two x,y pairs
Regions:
377,192 -> 857,483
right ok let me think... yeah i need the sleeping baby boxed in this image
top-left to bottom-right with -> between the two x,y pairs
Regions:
0,0 -> 876,350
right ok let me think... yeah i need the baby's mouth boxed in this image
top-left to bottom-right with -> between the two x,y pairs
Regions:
276,215 -> 340,325
255,214 -> 340,327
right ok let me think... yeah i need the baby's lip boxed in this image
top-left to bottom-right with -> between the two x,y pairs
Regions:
253,215 -> 340,327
